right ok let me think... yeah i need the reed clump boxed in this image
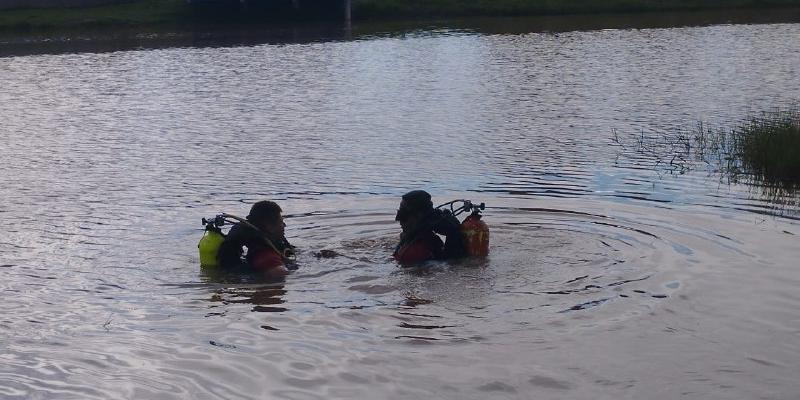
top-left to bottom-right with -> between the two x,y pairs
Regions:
731,110 -> 800,186
616,108 -> 800,204
691,109 -> 800,188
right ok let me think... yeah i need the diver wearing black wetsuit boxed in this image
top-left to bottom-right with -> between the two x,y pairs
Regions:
217,201 -> 295,271
393,190 -> 466,264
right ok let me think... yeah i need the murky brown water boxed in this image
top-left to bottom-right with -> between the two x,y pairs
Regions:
1,15 -> 799,399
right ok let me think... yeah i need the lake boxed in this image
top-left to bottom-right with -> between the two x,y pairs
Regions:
1,12 -> 799,399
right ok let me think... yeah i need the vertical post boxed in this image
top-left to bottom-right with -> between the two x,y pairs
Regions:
292,0 -> 299,10
344,0 -> 351,25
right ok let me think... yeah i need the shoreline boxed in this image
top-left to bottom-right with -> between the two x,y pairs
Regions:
2,6 -> 800,57
2,0 -> 800,34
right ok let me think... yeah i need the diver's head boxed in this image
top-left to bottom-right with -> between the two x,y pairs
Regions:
395,190 -> 434,232
247,200 -> 285,239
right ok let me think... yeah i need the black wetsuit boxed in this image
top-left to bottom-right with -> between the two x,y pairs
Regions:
218,222 -> 294,269
394,209 -> 466,263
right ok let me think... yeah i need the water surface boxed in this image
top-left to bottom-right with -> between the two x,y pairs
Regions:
1,15 -> 799,399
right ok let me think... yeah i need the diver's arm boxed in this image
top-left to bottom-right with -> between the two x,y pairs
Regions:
442,231 -> 466,259
432,211 -> 467,259
217,228 -> 244,267
265,264 -> 290,279
275,236 -> 298,270
251,249 -> 289,278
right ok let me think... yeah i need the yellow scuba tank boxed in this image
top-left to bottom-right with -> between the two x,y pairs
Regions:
198,227 -> 225,267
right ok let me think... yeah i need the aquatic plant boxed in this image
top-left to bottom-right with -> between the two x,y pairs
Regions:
731,110 -> 800,186
614,108 -> 800,207
685,109 -> 800,192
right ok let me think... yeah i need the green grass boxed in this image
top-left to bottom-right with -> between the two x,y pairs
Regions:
729,110 -> 800,186
352,0 -> 800,18
0,0 -> 188,31
1,0 -> 800,33
689,110 -> 800,188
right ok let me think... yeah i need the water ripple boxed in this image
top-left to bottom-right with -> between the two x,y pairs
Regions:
0,20 -> 799,399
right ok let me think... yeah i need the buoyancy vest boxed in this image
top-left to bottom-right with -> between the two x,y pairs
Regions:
393,231 -> 444,264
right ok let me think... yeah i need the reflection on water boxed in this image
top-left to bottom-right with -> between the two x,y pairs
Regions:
210,285 -> 288,313
1,14 -> 799,399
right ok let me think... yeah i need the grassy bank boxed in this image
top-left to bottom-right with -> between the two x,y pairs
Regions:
0,0 -> 188,31
2,0 -> 800,33
354,0 -> 800,19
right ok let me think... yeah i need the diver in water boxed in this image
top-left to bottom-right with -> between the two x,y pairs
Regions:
393,190 -> 467,264
217,200 -> 295,278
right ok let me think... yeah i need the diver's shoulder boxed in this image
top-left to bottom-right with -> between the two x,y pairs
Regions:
225,222 -> 260,240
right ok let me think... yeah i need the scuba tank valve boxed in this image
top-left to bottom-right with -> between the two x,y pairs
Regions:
436,199 -> 490,257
